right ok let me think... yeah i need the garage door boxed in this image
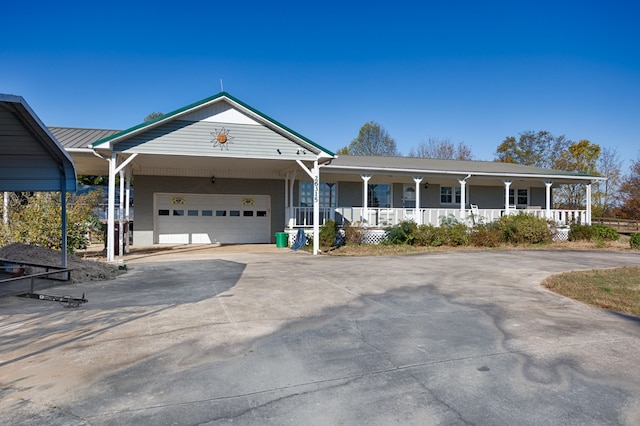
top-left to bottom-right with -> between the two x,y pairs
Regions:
155,193 -> 271,244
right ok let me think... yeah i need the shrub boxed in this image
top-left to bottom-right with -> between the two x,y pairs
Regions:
344,222 -> 365,245
385,220 -> 418,245
591,224 -> 620,241
469,224 -> 502,247
495,212 -> 552,244
441,222 -> 469,246
319,219 -> 338,248
631,233 -> 640,249
414,225 -> 443,247
1,191 -> 102,253
568,224 -> 593,241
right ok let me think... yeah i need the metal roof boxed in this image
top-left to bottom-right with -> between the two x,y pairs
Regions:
0,94 -> 77,192
326,155 -> 602,182
50,127 -> 120,150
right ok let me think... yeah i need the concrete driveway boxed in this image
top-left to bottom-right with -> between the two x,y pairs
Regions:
1,249 -> 640,425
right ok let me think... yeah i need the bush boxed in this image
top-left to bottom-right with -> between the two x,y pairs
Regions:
568,224 -> 593,241
631,233 -> 640,249
344,222 -> 365,245
591,224 -> 620,241
495,212 -> 552,244
319,219 -> 338,248
414,225 -> 443,247
385,220 -> 418,245
469,224 -> 502,247
569,224 -> 620,242
441,222 -> 469,246
1,191 -> 102,253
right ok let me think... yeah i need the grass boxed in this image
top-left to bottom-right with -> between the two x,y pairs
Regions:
543,267 -> 640,317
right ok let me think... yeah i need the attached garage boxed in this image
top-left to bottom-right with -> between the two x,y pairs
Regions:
155,193 -> 270,244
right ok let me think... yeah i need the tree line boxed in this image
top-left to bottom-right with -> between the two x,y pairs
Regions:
338,122 -> 639,220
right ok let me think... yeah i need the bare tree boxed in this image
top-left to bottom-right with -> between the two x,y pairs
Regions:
593,146 -> 622,217
408,137 -> 473,160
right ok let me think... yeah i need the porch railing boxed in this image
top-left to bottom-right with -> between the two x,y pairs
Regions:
290,207 -> 588,228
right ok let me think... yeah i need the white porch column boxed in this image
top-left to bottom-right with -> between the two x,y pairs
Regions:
106,152 -> 116,262
289,169 -> 297,228
413,176 -> 423,225
118,169 -> 125,258
284,172 -> 289,228
313,160 -> 320,255
586,182 -> 592,225
504,180 -> 512,215
544,181 -> 553,219
459,178 -> 467,221
124,168 -> 132,254
361,175 -> 372,225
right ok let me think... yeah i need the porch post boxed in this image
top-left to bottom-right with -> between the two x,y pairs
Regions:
289,169 -> 297,228
284,172 -> 289,228
124,167 -> 132,254
118,169 -> 125,258
413,176 -> 423,225
459,178 -> 467,221
106,152 -> 116,262
586,182 -> 592,225
313,160 -> 320,255
545,181 -> 553,219
361,175 -> 371,225
503,180 -> 512,215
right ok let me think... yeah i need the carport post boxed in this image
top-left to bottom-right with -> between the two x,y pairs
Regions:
313,160 -> 320,255
106,153 -> 116,262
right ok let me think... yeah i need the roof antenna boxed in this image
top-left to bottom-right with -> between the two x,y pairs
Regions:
220,78 -> 224,92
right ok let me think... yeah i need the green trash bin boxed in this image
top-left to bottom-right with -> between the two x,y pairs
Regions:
275,232 -> 288,248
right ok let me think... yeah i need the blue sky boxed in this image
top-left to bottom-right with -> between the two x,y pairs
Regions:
2,1 -> 639,167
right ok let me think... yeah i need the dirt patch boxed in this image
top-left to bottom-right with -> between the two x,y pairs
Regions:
0,243 -> 124,283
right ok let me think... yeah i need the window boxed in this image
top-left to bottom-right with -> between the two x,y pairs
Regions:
509,189 -> 529,206
158,209 -> 170,216
257,211 -> 267,217
368,184 -> 391,208
230,210 -> 240,217
173,210 -> 184,216
440,186 -> 461,204
243,211 -> 254,217
216,210 -> 226,216
202,210 -> 213,217
188,210 -> 198,216
299,182 -> 337,207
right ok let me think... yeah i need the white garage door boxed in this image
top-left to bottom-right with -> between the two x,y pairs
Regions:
155,193 -> 271,244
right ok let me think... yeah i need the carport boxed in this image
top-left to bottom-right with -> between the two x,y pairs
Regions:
0,94 -> 77,271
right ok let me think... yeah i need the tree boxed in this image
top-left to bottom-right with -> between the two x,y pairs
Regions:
553,140 -> 601,209
335,146 -> 349,155
0,191 -> 103,252
347,121 -> 398,156
144,112 -> 164,122
616,155 -> 640,219
495,130 -> 570,168
408,137 -> 473,160
592,147 -> 622,217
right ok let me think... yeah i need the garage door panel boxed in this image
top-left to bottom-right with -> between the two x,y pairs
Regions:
155,193 -> 270,244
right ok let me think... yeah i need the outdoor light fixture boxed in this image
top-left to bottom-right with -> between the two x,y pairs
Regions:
211,176 -> 216,184
424,182 -> 429,189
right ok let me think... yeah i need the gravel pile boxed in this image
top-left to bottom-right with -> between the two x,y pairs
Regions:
0,243 -> 124,283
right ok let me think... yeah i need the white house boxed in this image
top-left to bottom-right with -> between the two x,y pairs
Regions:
52,92 -> 602,261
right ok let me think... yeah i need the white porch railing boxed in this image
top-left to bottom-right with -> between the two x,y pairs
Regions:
290,207 -> 588,228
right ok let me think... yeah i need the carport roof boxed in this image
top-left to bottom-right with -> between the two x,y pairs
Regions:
0,94 -> 76,192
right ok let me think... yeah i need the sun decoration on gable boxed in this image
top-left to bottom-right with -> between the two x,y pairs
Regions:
211,127 -> 234,150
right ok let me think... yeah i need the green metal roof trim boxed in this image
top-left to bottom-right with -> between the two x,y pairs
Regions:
91,92 -> 335,157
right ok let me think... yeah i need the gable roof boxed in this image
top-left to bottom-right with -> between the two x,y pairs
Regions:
0,94 -> 77,192
91,92 -> 335,158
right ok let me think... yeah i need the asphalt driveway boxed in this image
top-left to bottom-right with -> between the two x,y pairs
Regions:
1,250 -> 640,425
